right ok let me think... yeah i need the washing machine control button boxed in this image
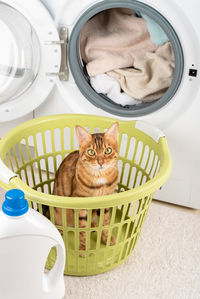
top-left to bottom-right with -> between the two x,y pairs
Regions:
189,69 -> 198,77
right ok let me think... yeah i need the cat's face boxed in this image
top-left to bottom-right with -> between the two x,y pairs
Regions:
75,123 -> 119,172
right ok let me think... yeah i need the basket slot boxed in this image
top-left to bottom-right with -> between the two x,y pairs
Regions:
37,186 -> 42,192
19,169 -> 27,185
117,159 -> 123,183
135,140 -> 143,165
115,204 -> 129,245
67,230 -> 75,250
23,139 -> 37,187
119,133 -> 128,157
25,165 -> 34,188
27,135 -> 36,160
50,181 -> 54,193
119,240 -> 129,262
104,206 -> 117,248
132,169 -> 141,189
128,233 -> 140,257
27,135 -> 34,147
49,206 -> 55,224
73,128 -> 79,150
10,147 -> 18,172
135,171 -> 142,188
48,156 -> 55,175
96,209 -> 105,250
64,127 -> 71,150
135,200 -> 150,233
54,128 -> 62,152
8,148 -> 17,172
43,184 -> 49,194
32,201 -> 38,211
121,163 -> 131,186
43,156 -> 51,184
36,132 -> 44,156
37,203 -> 43,214
129,197 -> 150,238
74,209 -> 79,252
56,154 -> 62,171
149,155 -> 159,178
14,143 -> 23,168
18,142 -> 30,186
126,164 -> 135,188
32,162 -> 40,185
145,149 -> 155,174
142,175 -> 147,185
128,167 -> 136,189
21,139 -> 29,162
140,145 -> 150,169
40,159 -> 47,181
44,130 -> 53,154
119,161 -> 128,187
33,160 -> 44,192
60,128 -> 65,158
126,137 -> 136,161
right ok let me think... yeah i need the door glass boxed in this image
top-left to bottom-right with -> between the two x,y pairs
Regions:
0,3 -> 40,104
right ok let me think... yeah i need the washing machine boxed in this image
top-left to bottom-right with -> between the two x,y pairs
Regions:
0,0 -> 199,208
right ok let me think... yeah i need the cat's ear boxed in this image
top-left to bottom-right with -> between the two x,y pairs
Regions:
104,122 -> 119,142
75,126 -> 92,146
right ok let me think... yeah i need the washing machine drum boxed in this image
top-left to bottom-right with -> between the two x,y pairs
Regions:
0,0 -> 198,122
68,1 -> 184,118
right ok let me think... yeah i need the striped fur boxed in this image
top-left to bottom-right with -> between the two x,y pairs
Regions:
53,123 -> 119,252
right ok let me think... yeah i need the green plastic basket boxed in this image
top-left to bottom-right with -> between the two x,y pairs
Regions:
0,114 -> 171,276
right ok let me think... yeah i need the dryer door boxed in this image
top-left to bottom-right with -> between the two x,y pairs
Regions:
0,0 -> 61,122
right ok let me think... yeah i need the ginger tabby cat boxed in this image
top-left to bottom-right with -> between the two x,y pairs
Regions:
53,122 -> 119,252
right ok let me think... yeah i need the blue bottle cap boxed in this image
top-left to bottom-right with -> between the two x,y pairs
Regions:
2,189 -> 29,216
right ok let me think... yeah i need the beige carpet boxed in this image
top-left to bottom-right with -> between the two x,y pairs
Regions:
0,186 -> 200,299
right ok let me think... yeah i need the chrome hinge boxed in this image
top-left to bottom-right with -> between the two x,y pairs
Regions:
45,26 -> 68,81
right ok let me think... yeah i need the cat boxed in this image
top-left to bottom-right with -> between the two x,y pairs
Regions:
53,122 -> 119,252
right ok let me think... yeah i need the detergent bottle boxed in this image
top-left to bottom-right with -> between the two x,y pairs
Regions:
0,189 -> 65,299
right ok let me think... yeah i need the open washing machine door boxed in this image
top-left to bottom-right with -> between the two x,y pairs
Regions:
42,0 -> 200,129
0,0 -> 61,122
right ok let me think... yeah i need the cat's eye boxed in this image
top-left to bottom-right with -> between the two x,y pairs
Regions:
87,149 -> 95,156
105,147 -> 112,155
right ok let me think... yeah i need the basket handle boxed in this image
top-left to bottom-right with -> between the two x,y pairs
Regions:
135,121 -> 165,143
0,159 -> 17,188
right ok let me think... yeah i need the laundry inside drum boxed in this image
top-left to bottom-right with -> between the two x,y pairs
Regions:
79,7 -> 175,111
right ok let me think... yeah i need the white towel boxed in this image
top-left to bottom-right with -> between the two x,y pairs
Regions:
90,74 -> 142,106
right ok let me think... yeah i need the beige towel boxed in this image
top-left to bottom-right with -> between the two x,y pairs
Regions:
107,42 -> 175,102
80,8 -> 158,76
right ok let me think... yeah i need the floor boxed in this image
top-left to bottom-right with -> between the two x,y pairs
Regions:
0,187 -> 200,299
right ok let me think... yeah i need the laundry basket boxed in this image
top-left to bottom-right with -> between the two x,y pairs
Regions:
0,114 -> 171,276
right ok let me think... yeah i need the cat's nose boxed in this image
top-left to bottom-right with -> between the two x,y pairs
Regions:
98,159 -> 104,166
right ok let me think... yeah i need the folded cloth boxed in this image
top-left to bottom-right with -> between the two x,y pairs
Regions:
137,12 -> 169,46
90,74 -> 142,106
107,42 -> 175,102
80,8 -> 157,76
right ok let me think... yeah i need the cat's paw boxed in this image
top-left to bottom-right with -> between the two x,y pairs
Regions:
110,236 -> 116,246
79,246 -> 86,257
79,252 -> 86,258
91,222 -> 97,228
101,235 -> 116,246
